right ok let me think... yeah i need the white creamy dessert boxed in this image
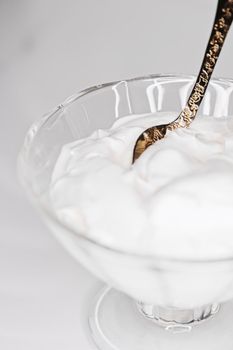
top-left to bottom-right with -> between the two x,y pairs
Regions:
49,112 -> 233,260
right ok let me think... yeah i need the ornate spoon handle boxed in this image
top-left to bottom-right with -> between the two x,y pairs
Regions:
169,0 -> 233,131
132,0 -> 233,163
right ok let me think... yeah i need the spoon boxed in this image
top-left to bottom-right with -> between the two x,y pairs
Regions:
133,0 -> 233,163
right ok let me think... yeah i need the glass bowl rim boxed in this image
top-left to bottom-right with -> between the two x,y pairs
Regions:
19,73 -> 233,264
25,73 -> 233,137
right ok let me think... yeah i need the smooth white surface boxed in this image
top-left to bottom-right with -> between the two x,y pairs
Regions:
51,113 -> 233,259
0,0 -> 233,349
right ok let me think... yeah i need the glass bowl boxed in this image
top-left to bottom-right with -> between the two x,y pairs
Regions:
18,74 -> 233,349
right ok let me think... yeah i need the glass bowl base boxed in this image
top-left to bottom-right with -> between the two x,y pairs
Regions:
88,286 -> 233,350
137,300 -> 219,332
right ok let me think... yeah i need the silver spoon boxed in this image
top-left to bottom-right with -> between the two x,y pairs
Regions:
133,0 -> 233,163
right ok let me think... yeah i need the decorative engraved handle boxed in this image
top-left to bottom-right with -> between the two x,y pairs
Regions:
168,0 -> 233,131
132,0 -> 233,163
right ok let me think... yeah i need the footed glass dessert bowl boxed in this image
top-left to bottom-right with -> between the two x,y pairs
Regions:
18,75 -> 233,349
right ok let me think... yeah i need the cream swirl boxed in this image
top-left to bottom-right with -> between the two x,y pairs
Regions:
50,112 -> 233,259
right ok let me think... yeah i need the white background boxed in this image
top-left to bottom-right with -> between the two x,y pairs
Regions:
1,0 -> 233,349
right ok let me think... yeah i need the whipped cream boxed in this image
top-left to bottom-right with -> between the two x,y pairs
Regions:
49,112 -> 233,259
